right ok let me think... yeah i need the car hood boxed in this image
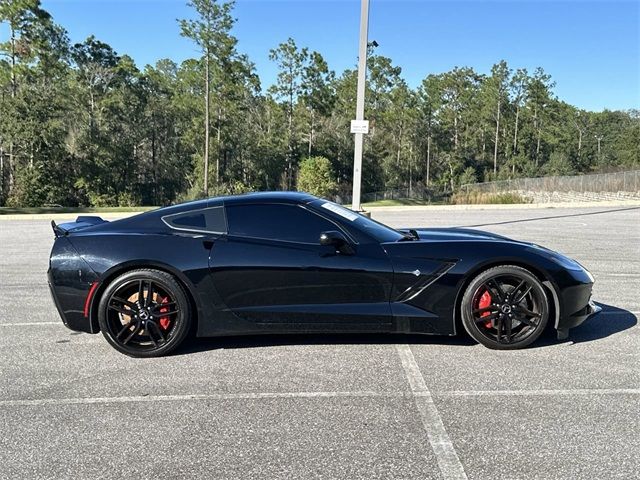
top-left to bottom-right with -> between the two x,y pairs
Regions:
399,227 -> 516,243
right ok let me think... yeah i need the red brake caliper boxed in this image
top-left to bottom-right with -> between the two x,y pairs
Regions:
478,290 -> 493,328
159,296 -> 171,330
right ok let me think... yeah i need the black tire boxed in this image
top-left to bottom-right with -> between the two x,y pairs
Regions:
98,269 -> 192,357
461,265 -> 549,350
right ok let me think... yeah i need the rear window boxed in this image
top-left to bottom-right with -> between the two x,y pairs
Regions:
162,207 -> 226,233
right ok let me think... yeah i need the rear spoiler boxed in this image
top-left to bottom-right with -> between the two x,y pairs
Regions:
51,216 -> 108,237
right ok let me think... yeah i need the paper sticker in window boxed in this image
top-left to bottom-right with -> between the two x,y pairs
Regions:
320,202 -> 359,221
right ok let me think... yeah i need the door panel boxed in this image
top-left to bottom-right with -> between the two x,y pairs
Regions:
209,236 -> 394,330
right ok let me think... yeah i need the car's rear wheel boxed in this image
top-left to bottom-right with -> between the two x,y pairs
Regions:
461,265 -> 549,349
98,269 -> 191,357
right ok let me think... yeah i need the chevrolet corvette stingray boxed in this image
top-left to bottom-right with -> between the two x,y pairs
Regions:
48,192 -> 600,357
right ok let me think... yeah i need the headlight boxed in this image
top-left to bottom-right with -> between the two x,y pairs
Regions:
549,253 -> 584,271
585,268 -> 595,282
551,253 -> 595,281
530,244 -> 588,272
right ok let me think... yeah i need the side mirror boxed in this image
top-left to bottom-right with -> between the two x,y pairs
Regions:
319,231 -> 355,255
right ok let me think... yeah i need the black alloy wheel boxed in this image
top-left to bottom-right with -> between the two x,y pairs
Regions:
461,265 -> 550,349
98,269 -> 191,357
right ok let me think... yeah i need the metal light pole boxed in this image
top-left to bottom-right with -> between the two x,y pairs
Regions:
594,134 -> 603,162
351,0 -> 370,212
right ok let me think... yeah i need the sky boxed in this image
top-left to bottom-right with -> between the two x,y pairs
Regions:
30,0 -> 640,112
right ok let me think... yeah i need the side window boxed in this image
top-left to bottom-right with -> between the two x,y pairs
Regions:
163,207 -> 226,233
227,204 -> 337,243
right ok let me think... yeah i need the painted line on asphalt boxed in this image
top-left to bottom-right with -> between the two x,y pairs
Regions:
0,391 -> 409,407
0,322 -> 60,327
2,388 -> 638,408
396,344 -> 468,480
437,388 -> 640,397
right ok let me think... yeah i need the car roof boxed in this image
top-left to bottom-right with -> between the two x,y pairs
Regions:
68,192 -> 322,235
221,191 -> 317,205
144,191 -> 318,218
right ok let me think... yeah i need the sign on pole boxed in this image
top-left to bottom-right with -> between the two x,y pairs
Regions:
350,120 -> 370,135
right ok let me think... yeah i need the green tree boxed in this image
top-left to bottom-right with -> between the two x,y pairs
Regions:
417,74 -> 442,186
268,37 -> 308,189
301,51 -> 334,158
383,80 -> 418,189
482,60 -> 511,173
526,67 -> 555,168
544,151 -> 575,176
458,166 -> 477,188
296,156 -> 337,198
0,0 -> 60,201
1,0 -> 637,208
509,68 -> 529,172
179,0 -> 236,196
439,67 -> 480,153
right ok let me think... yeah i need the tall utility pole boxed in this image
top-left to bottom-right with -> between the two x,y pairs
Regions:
351,0 -> 370,212
594,134 -> 603,162
204,44 -> 210,197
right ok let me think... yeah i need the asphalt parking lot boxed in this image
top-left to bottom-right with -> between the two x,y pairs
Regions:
1,205 -> 639,480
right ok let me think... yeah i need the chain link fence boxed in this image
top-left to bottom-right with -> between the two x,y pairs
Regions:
336,185 -> 449,205
460,170 -> 640,201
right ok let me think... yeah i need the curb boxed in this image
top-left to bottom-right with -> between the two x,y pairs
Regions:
363,200 -> 640,212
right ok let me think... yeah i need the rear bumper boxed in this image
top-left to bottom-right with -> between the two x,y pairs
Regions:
47,273 -> 96,334
48,236 -> 99,334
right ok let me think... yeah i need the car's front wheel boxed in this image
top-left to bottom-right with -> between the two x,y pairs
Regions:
98,269 -> 192,357
461,265 -> 549,349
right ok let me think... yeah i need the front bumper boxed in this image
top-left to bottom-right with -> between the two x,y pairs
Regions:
556,276 -> 601,339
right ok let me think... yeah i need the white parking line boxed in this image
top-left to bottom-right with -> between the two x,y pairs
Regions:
438,388 -> 640,397
2,387 -> 637,408
396,344 -> 468,480
0,391 -> 406,407
0,322 -> 60,327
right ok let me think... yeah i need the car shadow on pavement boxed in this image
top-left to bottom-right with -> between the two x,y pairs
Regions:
552,303 -> 638,343
535,302 -> 637,347
175,303 -> 636,355
176,330 -> 476,356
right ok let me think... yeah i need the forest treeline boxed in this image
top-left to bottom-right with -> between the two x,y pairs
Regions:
1,0 -> 638,207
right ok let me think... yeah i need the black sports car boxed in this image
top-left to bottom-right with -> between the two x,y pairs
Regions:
48,192 -> 600,357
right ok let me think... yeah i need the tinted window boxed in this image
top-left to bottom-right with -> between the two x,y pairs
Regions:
163,207 -> 226,233
227,204 -> 337,243
172,213 -> 206,229
317,201 -> 404,243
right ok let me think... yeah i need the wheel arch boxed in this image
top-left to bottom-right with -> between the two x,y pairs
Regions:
452,259 -> 560,336
88,260 -> 200,334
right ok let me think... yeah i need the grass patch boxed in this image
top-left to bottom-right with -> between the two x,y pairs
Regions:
0,206 -> 157,215
450,192 -> 531,205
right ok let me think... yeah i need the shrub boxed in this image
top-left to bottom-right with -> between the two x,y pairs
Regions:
296,156 -> 338,199
450,191 -> 531,205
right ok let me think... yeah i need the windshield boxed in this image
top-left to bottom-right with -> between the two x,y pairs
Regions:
318,201 -> 405,243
